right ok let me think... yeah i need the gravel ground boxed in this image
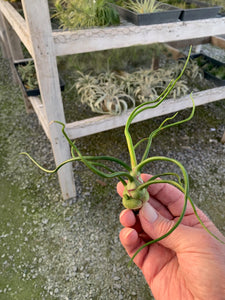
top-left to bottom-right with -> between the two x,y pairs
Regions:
0,45 -> 225,300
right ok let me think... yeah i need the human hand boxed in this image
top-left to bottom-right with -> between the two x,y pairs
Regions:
117,174 -> 225,300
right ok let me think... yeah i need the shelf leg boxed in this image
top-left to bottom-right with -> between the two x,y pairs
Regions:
21,0 -> 76,200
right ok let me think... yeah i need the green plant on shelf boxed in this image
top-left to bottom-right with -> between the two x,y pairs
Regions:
159,0 -> 198,9
195,55 -> 225,80
125,0 -> 163,13
17,60 -> 38,90
210,65 -> 225,80
53,0 -> 120,30
204,64 -> 225,80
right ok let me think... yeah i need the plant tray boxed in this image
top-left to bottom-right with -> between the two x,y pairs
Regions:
191,53 -> 225,86
179,0 -> 221,21
14,58 -> 65,97
113,2 -> 181,26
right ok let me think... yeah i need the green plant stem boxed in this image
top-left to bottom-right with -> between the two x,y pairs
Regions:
20,151 -> 133,182
136,156 -> 189,194
124,47 -> 192,169
141,94 -> 195,162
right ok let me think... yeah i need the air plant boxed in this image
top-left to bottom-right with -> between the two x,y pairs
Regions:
75,71 -> 135,115
88,83 -> 135,115
169,80 -> 189,99
74,71 -> 100,106
20,47 -> 224,265
114,71 -> 137,96
174,58 -> 204,82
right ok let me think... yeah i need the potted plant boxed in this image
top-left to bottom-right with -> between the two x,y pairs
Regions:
113,0 -> 182,26
191,53 -> 225,86
159,0 -> 221,21
14,58 -> 65,97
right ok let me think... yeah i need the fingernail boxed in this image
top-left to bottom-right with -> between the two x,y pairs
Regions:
141,202 -> 158,223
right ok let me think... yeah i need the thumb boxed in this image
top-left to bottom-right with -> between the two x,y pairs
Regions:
139,202 -> 187,251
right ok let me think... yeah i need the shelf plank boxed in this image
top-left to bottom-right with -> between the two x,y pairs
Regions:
66,87 -> 225,139
53,17 -> 225,56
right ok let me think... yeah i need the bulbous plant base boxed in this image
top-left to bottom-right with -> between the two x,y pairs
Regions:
122,174 -> 149,210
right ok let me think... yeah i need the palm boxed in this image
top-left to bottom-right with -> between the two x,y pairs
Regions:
147,247 -> 193,299
124,213 -> 224,300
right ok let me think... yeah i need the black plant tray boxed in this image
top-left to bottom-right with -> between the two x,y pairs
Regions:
179,0 -> 221,21
113,2 -> 181,26
191,53 -> 225,86
14,58 -> 65,97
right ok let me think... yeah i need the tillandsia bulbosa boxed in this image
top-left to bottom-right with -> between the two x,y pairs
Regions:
20,47 -> 224,264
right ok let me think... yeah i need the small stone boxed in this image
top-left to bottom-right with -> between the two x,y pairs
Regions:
42,218 -> 48,225
113,276 -> 120,281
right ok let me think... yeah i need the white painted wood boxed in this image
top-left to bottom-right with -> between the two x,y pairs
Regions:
53,17 -> 225,56
0,0 -> 32,55
66,87 -> 225,139
21,0 -> 76,200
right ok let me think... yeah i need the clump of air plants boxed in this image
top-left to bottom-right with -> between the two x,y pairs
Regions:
74,70 -> 135,115
72,53 -> 204,114
71,63 -> 191,115
20,47 -> 224,264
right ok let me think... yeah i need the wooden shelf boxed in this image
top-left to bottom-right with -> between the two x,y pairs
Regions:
29,86 -> 225,140
53,17 -> 225,56
0,0 -> 224,199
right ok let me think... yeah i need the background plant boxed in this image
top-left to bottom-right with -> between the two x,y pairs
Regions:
17,60 -> 38,90
73,59 -> 195,113
125,0 -> 163,13
53,0 -> 120,30
75,71 -> 135,114
159,0 -> 198,9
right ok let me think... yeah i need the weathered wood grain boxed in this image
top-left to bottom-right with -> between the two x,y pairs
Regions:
53,18 -> 225,56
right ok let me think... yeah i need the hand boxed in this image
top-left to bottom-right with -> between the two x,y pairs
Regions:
117,174 -> 225,300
